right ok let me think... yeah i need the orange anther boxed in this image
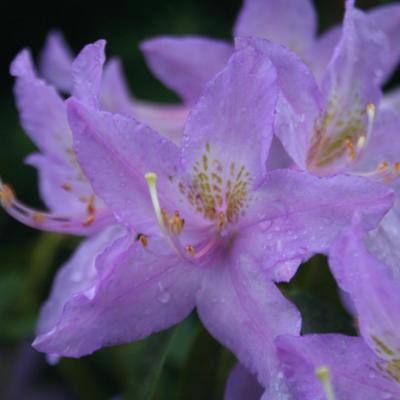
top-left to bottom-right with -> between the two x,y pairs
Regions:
345,139 -> 356,160
186,245 -> 196,257
82,214 -> 95,226
32,212 -> 45,224
62,183 -> 72,191
138,234 -> 148,248
0,184 -> 15,207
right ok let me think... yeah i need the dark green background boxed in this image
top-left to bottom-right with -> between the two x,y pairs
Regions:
0,0 -> 397,399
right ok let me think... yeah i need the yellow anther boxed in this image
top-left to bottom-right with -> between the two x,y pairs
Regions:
395,162 -> 400,172
170,211 -> 185,235
377,161 -> 389,173
0,184 -> 15,207
315,366 -> 336,400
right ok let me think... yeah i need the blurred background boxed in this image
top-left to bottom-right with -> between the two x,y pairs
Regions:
0,0 -> 398,398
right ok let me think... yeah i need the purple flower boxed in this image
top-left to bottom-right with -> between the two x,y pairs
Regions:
39,31 -> 189,141
273,214 -> 400,399
140,0 -> 400,105
0,35 -> 189,234
0,46 -> 114,234
32,41 -> 393,395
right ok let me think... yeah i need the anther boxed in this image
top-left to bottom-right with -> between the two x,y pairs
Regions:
138,234 -> 148,248
62,183 -> 72,191
218,211 -> 226,229
186,245 -> 196,257
344,139 -> 356,160
0,184 -> 15,207
377,161 -> 389,173
315,366 -> 336,400
32,212 -> 45,224
170,211 -> 185,235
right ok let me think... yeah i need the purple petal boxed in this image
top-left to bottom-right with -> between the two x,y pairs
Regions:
71,40 -> 106,107
321,1 -> 388,124
307,26 -> 341,84
133,101 -> 188,143
242,169 -> 394,282
236,37 -> 322,169
10,49 -> 71,159
383,88 -> 400,111
196,250 -> 301,389
141,36 -> 232,105
36,224 -> 125,336
100,57 -> 135,116
369,3 -> 400,83
354,107 -> 400,172
33,235 -> 200,357
277,334 -> 400,399
67,99 -> 183,233
182,46 -> 277,187
329,215 -> 400,363
224,363 -> 264,400
234,0 -> 317,57
39,31 -> 74,93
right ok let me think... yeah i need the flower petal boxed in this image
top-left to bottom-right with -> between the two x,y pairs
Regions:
99,57 -> 135,116
277,334 -> 400,400
36,224 -> 125,336
196,249 -> 301,389
71,40 -> 106,107
321,1 -> 388,125
233,0 -> 317,57
224,363 -> 264,400
369,3 -> 400,83
39,31 -> 74,93
33,235 -> 200,357
354,107 -> 400,172
67,98 -> 184,233
181,46 -> 277,187
329,215 -> 400,363
242,169 -> 394,282
10,49 -> 71,159
236,37 -> 322,169
141,36 -> 232,105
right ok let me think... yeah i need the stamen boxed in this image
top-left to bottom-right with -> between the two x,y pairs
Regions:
145,172 -> 166,232
344,139 -> 356,160
0,178 -> 102,234
315,366 -> 336,400
186,245 -> 196,257
366,102 -> 376,139
139,234 -> 148,248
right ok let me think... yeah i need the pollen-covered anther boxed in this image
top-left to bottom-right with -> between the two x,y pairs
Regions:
82,214 -> 95,226
169,211 -> 185,235
0,184 -> 15,207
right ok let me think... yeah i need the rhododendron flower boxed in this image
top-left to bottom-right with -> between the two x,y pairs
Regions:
140,0 -> 400,106
274,215 -> 400,400
0,35 -> 188,235
31,41 -> 393,396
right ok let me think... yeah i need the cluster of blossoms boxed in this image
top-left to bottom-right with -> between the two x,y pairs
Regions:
2,0 -> 400,398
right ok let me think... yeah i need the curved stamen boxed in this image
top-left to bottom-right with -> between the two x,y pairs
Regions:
0,178 -> 102,234
316,366 -> 336,400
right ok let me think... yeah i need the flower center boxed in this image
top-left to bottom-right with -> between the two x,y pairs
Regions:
144,145 -> 253,262
306,102 -> 375,174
